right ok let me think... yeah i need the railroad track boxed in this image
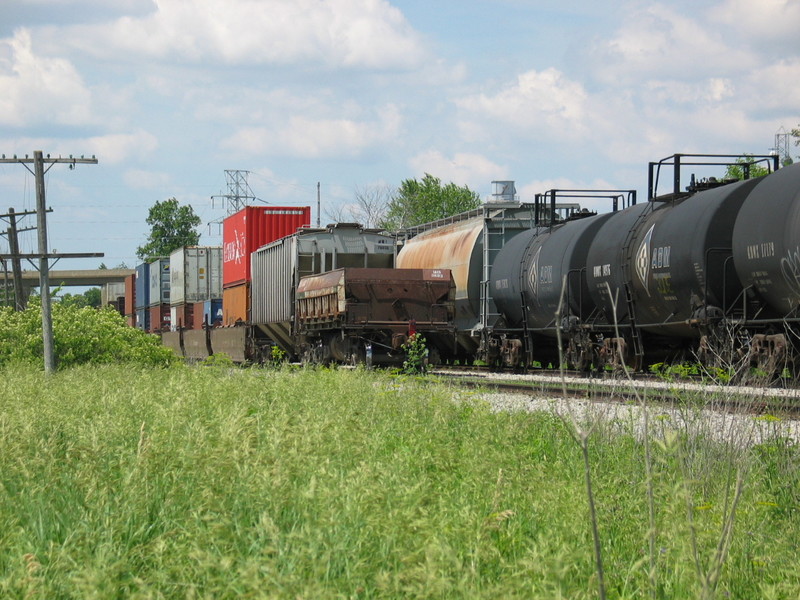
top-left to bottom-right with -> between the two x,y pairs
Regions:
429,366 -> 800,419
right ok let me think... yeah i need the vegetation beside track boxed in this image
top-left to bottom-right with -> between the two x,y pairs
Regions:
0,365 -> 798,598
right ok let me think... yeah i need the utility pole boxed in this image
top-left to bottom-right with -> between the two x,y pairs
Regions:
0,151 -> 100,374
0,207 -> 39,310
8,208 -> 25,309
317,181 -> 321,227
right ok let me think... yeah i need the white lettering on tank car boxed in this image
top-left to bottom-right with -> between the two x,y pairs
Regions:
651,246 -> 670,269
539,265 -> 553,285
592,264 -> 611,278
431,269 -> 444,278
747,242 -> 776,260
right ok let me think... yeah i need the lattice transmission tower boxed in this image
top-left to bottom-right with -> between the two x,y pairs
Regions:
773,127 -> 792,166
212,170 -> 258,215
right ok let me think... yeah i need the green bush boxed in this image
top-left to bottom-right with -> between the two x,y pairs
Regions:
0,301 -> 177,369
401,333 -> 428,374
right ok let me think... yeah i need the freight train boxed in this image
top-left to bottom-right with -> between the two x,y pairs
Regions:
150,222 -> 456,366
400,153 -> 799,376
126,153 -> 800,376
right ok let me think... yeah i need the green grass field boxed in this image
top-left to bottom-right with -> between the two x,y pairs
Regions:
0,364 -> 798,598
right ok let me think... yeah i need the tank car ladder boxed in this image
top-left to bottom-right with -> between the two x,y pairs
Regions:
480,207 -> 510,333
618,208 -> 652,366
623,283 -> 644,361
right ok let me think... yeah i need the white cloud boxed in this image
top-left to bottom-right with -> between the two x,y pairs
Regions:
84,130 -> 159,164
63,0 -> 428,69
408,150 -> 509,190
587,4 -> 754,85
710,0 -> 800,51
220,104 -> 402,159
745,58 -> 800,112
457,68 -> 589,141
0,28 -> 92,127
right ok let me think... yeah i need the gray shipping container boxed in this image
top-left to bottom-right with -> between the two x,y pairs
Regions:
102,282 -> 126,307
148,258 -> 171,307
250,224 -> 395,354
169,246 -> 222,306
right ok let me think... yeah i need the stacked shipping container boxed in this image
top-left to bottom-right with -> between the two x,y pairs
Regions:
134,262 -> 150,331
169,246 -> 222,331
123,274 -> 136,327
222,206 -> 311,324
148,258 -> 170,332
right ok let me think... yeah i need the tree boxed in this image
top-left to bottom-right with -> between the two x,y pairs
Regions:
724,156 -> 772,181
84,287 -> 101,308
790,124 -> 800,163
58,288 -> 101,308
380,174 -> 481,231
326,184 -> 393,229
136,198 -> 202,261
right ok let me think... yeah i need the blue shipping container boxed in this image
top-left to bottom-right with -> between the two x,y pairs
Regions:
136,308 -> 150,331
135,263 -> 150,310
204,299 -> 223,326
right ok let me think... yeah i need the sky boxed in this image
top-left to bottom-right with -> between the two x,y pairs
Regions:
0,0 -> 798,273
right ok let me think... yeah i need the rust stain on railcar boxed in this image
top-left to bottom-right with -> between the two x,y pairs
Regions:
396,220 -> 482,301
296,268 -> 455,326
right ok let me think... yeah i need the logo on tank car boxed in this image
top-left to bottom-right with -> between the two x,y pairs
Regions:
635,225 -> 654,295
635,225 -> 671,297
528,246 -> 542,299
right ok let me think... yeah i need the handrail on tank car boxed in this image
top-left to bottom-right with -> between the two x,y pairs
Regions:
533,189 -> 636,227
648,153 -> 780,202
698,247 -> 733,327
566,267 -> 586,322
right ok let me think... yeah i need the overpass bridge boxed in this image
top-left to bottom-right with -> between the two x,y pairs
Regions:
0,268 -> 134,305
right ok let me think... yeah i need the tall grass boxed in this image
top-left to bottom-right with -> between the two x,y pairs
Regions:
0,364 -> 798,598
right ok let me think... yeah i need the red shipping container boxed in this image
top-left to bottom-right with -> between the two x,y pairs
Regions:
124,274 -> 136,316
149,304 -> 171,332
192,302 -> 206,330
223,206 -> 311,288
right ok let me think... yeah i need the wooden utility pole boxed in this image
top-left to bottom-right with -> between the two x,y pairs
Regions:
0,207 -> 39,310
0,151 -> 100,374
8,208 -> 25,310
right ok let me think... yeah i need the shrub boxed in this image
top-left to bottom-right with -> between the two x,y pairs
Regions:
401,333 -> 428,374
0,300 -> 177,369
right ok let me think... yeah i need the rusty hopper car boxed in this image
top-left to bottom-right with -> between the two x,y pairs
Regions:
250,223 -> 395,359
295,268 -> 456,364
